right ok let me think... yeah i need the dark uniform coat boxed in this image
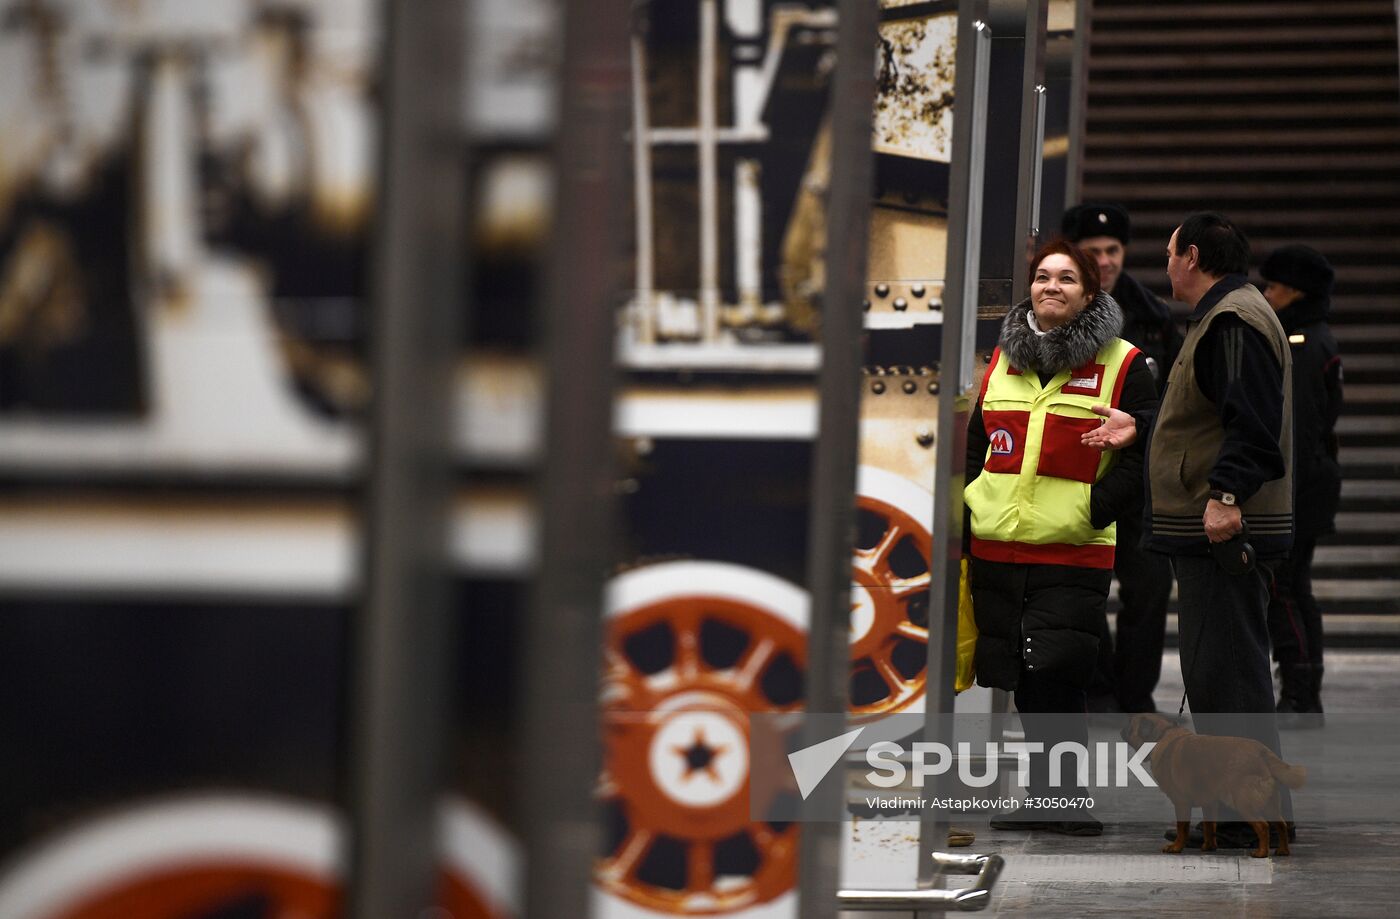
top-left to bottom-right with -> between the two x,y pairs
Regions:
1276,293 -> 1343,537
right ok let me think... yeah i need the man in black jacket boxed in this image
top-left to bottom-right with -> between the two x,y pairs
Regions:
1260,244 -> 1343,724
1062,203 -> 1181,712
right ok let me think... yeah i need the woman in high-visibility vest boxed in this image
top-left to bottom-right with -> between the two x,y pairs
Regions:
964,238 -> 1158,837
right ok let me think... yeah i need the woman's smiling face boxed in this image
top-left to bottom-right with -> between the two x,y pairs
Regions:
1031,253 -> 1091,331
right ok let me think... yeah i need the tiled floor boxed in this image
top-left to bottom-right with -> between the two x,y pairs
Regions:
841,649 -> 1400,917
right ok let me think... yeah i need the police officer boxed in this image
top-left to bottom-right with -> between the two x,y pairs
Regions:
1061,203 -> 1181,712
1259,244 -> 1342,725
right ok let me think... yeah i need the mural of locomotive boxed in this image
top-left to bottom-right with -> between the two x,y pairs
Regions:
0,1 -> 967,917
597,1 -> 961,915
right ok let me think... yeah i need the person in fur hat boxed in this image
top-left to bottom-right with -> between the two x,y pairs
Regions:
964,239 -> 1158,836
1259,244 -> 1343,725
1062,202 -> 1182,714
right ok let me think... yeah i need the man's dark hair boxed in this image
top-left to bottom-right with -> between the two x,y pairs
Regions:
1173,212 -> 1250,277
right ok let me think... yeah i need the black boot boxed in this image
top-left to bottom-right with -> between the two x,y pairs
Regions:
1277,663 -> 1321,729
1310,663 -> 1325,719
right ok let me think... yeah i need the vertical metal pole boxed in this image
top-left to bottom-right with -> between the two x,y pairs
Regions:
919,0 -> 990,887
519,0 -> 631,914
1064,0 -> 1093,206
698,0 -> 721,342
1027,82 -> 1048,242
796,1 -> 876,917
345,0 -> 467,916
1014,2 -> 1049,295
631,26 -> 657,345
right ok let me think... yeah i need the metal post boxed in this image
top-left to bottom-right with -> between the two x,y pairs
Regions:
1027,82 -> 1048,242
519,0 -> 631,914
698,0 -> 721,342
344,0 -> 467,916
796,1 -> 877,917
918,0 -> 990,888
976,0 -> 1048,306
1012,3 -> 1049,289
1064,0 -> 1093,206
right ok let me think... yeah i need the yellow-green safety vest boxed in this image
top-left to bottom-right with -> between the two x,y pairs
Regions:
965,338 -> 1140,569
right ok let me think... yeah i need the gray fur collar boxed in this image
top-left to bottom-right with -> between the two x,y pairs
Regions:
998,291 -> 1124,375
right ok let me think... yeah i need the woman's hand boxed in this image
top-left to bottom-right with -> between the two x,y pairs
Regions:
1080,404 -> 1136,450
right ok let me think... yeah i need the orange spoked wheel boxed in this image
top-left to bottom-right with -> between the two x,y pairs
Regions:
599,562 -> 806,917
0,795 -> 339,919
849,466 -> 933,717
0,794 -> 522,919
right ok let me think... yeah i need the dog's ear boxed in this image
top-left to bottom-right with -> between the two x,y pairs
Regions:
1141,714 -> 1170,741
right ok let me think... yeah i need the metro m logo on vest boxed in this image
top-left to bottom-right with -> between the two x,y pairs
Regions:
989,428 -> 1014,455
980,410 -> 1030,475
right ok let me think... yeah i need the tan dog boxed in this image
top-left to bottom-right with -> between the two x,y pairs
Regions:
1123,713 -> 1306,858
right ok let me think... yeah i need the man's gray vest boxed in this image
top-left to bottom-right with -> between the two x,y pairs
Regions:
1147,283 -> 1293,554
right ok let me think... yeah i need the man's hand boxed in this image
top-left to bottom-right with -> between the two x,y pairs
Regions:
1080,404 -> 1137,450
1204,498 -> 1243,543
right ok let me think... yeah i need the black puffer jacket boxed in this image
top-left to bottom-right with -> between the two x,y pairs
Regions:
1277,293 -> 1343,537
965,292 -> 1158,691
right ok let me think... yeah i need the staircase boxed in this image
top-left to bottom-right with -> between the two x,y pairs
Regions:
1080,0 -> 1400,616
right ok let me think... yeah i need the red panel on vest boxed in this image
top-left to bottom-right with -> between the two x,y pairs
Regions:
1061,362 -> 1105,396
982,410 -> 1030,474
1037,413 -> 1102,484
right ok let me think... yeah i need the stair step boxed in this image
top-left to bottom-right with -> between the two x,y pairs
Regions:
1087,127 -> 1400,151
1087,152 -> 1400,172
1342,385 -> 1400,404
1333,325 -> 1400,343
1092,26 -> 1394,48
1090,78 -> 1396,99
1338,416 -> 1400,435
1083,182 -> 1400,203
1313,579 -> 1400,601
1330,295 -> 1400,314
1108,208 -> 1400,228
1093,2 -> 1395,23
1087,101 -> 1400,123
1341,453 -> 1400,479
1314,545 -> 1400,567
1090,50 -> 1398,71
1337,353 -> 1400,371
1344,372 -> 1400,387
1335,509 -> 1400,531
1341,480 -> 1400,498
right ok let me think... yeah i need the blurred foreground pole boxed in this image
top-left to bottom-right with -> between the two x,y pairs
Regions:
919,0 -> 991,886
519,0 -> 631,915
796,1 -> 877,917
345,0 -> 468,916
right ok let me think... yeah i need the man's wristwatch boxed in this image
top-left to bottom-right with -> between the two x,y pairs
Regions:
1209,490 -> 1238,506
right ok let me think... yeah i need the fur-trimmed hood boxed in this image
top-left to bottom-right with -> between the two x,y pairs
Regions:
998,290 -> 1124,375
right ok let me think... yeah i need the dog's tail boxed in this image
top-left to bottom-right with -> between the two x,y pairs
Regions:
1263,751 -> 1307,789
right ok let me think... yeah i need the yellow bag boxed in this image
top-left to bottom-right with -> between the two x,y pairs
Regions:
955,557 -> 978,693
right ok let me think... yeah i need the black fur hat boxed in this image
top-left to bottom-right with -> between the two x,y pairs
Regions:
1261,244 -> 1334,298
1061,203 -> 1130,245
